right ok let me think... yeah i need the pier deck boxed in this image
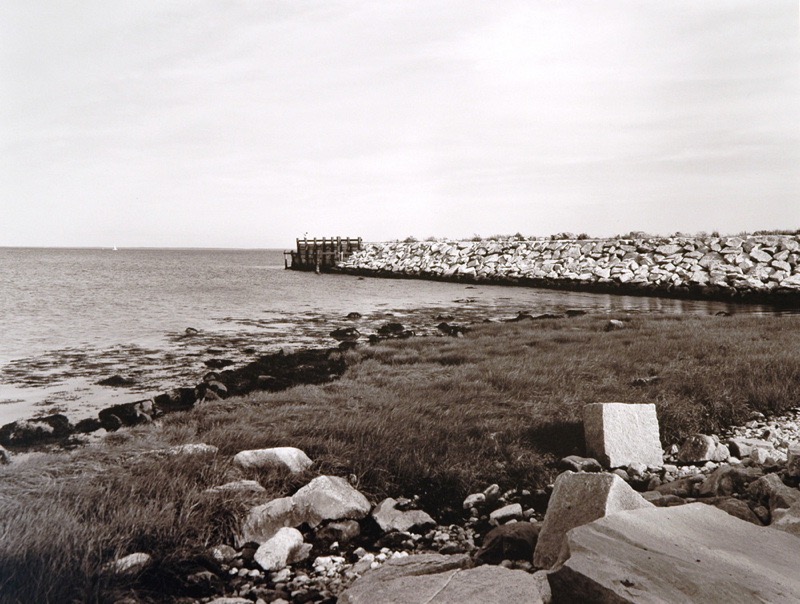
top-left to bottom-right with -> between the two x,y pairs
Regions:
285,237 -> 362,272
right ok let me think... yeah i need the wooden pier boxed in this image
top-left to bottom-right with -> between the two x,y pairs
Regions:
285,237 -> 362,272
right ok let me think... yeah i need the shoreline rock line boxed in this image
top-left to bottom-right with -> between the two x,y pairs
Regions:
336,235 -> 800,305
0,347 -> 347,450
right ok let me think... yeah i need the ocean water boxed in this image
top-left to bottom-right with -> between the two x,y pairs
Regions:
0,247 -> 782,425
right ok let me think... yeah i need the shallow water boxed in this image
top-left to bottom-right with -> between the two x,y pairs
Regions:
0,247 -> 790,425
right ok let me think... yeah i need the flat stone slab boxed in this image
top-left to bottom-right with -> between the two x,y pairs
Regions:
549,503 -> 800,603
533,471 -> 653,570
583,403 -> 662,468
339,554 -> 549,603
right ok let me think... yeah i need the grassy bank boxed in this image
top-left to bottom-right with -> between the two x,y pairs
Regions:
2,313 -> 799,602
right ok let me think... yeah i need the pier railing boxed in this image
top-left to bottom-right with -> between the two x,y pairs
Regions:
285,237 -> 362,272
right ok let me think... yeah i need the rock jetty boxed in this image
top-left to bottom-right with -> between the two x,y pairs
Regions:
338,235 -> 800,302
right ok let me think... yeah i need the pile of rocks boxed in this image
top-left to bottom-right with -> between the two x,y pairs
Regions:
339,235 -> 800,301
102,444 -> 532,603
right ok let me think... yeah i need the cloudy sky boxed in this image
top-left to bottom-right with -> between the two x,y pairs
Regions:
1,1 -> 798,248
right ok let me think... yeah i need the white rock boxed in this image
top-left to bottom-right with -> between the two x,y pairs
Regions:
254,527 -> 304,571
462,493 -> 486,509
489,503 -> 523,525
372,498 -> 435,533
533,472 -> 653,570
240,497 -> 303,545
583,403 -> 663,468
109,552 -> 152,574
233,447 -> 313,473
166,443 -> 219,455
292,475 -> 371,527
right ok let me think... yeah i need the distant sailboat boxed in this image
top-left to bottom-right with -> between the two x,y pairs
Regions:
112,246 -> 118,251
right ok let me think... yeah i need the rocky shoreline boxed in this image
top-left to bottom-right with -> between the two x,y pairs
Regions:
5,312 -> 800,602
84,403 -> 800,603
337,234 -> 800,305
0,314 -> 476,453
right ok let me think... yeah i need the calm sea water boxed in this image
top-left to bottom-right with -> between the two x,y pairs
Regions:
0,247 -> 783,425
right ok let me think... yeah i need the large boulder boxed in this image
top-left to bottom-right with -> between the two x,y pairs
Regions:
98,400 -> 155,431
253,527 -> 305,571
0,414 -> 72,447
372,498 -> 436,533
533,472 -> 653,570
239,497 -> 302,545
583,403 -> 662,468
339,553 -> 550,604
548,503 -> 800,603
232,447 -> 313,473
153,388 -> 198,413
292,475 -> 371,527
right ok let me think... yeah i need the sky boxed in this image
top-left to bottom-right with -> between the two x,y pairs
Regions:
1,1 -> 798,248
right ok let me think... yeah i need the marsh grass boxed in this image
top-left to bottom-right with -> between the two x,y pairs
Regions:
1,313 -> 799,602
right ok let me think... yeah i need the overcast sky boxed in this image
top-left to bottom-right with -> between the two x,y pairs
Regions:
1,1 -> 798,248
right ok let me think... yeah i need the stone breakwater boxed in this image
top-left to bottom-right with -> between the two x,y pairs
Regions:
338,235 -> 800,303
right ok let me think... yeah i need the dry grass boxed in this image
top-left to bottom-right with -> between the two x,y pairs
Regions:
1,313 -> 799,602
